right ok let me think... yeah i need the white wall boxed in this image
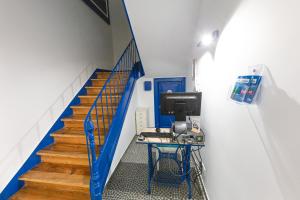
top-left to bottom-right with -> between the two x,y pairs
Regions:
194,0 -> 300,199
108,83 -> 138,179
0,0 -> 113,192
136,78 -> 155,127
124,0 -> 200,77
110,0 -> 132,64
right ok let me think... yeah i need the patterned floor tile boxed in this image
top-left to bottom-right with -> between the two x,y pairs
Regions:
103,137 -> 205,200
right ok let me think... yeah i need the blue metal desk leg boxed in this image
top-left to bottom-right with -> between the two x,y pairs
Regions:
147,144 -> 153,194
186,145 -> 192,199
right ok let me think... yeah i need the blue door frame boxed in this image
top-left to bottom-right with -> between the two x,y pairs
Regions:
154,77 -> 186,128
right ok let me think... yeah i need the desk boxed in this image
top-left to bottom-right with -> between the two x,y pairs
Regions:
136,128 -> 204,199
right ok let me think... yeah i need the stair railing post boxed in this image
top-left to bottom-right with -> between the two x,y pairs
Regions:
94,104 -> 101,153
86,118 -> 101,200
100,94 -> 106,139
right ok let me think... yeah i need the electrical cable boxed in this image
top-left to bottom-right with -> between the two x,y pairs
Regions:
153,117 -> 205,198
191,147 -> 207,198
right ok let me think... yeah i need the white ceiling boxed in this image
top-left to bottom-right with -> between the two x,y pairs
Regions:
124,0 -> 201,77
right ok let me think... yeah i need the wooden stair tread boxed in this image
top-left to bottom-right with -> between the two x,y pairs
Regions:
96,71 -> 111,74
11,187 -> 89,200
61,115 -> 87,122
31,162 -> 90,176
96,71 -> 125,75
19,171 -> 89,189
38,149 -> 88,159
51,128 -> 87,135
78,95 -> 121,104
62,115 -> 112,121
41,143 -> 93,153
85,86 -> 121,89
43,143 -> 100,152
51,130 -> 102,137
51,128 -> 105,137
51,128 -> 105,145
71,104 -> 116,109
91,78 -> 119,81
79,95 -> 121,98
37,143 -> 97,166
75,102 -> 118,106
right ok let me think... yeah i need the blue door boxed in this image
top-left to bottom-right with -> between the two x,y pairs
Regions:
154,78 -> 186,128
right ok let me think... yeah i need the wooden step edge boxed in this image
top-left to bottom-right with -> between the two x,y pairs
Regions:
51,132 -> 86,138
61,118 -> 86,122
51,132 -> 103,138
96,71 -> 111,74
96,71 -> 127,75
50,129 -> 84,134
62,115 -> 113,120
91,78 -> 118,81
51,128 -> 89,134
70,105 -> 116,109
50,128 -> 105,136
85,86 -> 124,89
10,187 -> 90,200
19,171 -> 90,189
51,134 -> 104,145
37,150 -> 88,159
87,92 -> 122,95
78,95 -> 121,98
61,117 -> 112,122
74,102 -> 119,106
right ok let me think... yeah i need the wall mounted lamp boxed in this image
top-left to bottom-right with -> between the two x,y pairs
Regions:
197,30 -> 220,47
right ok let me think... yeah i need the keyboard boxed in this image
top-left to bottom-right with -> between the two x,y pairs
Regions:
140,132 -> 173,138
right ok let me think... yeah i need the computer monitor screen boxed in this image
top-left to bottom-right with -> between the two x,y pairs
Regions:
160,92 -> 202,121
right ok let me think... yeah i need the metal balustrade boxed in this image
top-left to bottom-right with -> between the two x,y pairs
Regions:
84,39 -> 142,199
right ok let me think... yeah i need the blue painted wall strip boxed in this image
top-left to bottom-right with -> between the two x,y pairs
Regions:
0,68 -> 107,200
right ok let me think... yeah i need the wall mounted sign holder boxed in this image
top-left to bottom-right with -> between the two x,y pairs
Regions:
230,65 -> 265,104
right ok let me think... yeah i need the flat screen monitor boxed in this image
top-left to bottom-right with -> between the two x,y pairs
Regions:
160,92 -> 202,121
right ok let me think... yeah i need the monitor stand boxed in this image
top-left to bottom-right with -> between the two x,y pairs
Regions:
172,120 -> 192,138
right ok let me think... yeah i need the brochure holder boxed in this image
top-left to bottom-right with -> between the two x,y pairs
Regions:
230,65 -> 265,104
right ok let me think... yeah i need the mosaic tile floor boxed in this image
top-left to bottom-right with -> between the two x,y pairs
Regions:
102,137 -> 205,200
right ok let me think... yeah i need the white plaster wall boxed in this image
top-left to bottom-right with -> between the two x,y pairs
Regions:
124,0 -> 200,77
110,0 -> 132,64
194,0 -> 300,199
136,78 -> 155,127
108,82 -> 137,179
0,0 -> 113,192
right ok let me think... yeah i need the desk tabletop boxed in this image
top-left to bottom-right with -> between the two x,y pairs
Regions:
136,128 -> 205,147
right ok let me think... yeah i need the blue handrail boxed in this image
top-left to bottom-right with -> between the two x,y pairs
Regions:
84,39 -> 143,199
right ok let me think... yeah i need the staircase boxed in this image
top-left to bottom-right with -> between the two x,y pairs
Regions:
10,72 -> 113,200
10,39 -> 143,199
